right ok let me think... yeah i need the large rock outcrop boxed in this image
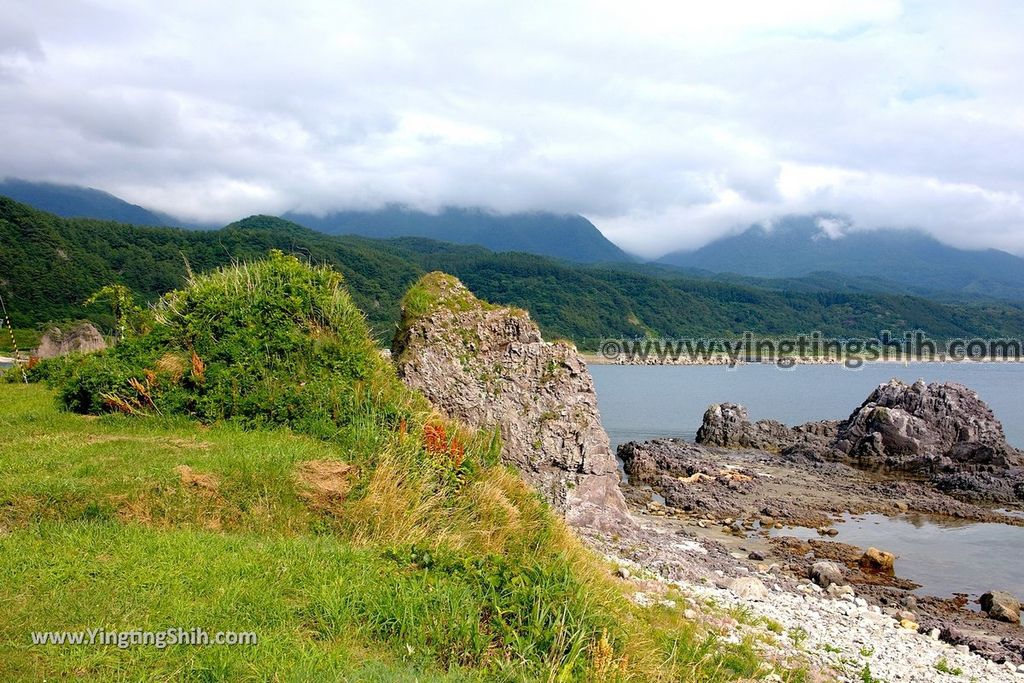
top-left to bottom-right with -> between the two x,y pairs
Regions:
835,379 -> 1020,471
696,403 -> 837,452
35,322 -> 107,358
692,379 -> 1024,503
392,273 -> 630,530
697,380 -> 1020,471
695,403 -> 841,462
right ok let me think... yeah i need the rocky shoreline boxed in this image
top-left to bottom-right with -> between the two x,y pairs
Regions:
580,511 -> 1024,682
386,277 -> 1024,680
591,379 -> 1024,678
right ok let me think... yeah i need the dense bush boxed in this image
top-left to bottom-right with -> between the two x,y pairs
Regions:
57,251 -> 411,440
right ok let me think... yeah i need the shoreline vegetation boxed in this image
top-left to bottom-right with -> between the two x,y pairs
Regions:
583,352 -> 1024,366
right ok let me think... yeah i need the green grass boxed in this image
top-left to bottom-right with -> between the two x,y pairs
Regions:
0,327 -> 39,355
0,523 -> 482,682
0,383 -> 807,682
0,256 -> 807,681
935,658 -> 962,676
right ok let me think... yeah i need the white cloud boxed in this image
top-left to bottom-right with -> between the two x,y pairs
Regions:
1,0 -> 1023,257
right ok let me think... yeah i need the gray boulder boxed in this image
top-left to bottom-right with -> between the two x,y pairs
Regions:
810,560 -> 845,589
696,402 -> 835,454
697,403 -> 802,451
35,322 -> 106,359
835,379 -> 1020,470
392,273 -> 630,531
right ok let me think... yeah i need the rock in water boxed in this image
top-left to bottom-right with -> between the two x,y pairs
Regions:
695,403 -> 793,450
859,547 -> 896,574
35,322 -> 107,358
693,379 -> 1024,503
695,402 -> 839,455
392,273 -> 630,530
980,591 -> 1021,624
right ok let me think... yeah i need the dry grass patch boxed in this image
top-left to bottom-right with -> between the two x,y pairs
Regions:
295,459 -> 356,512
174,464 -> 220,492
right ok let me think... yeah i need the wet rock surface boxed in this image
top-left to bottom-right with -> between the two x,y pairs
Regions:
392,273 -> 630,530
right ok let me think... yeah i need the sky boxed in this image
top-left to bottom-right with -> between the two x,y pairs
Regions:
2,1 -> 1024,258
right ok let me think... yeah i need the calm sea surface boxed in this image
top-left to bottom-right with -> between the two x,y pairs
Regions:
770,513 -> 1024,601
590,362 -> 1024,450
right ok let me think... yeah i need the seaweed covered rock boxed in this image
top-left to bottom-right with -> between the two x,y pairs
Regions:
35,321 -> 107,358
392,273 -> 630,529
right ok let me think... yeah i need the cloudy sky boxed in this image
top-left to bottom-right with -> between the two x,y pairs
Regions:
2,0 -> 1023,257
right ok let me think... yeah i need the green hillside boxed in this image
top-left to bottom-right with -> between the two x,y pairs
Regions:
4,196 -> 1023,348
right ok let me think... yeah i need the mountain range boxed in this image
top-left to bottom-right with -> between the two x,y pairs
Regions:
660,215 -> 1024,300
0,178 -> 170,227
4,196 -> 1024,347
5,178 -> 1024,302
283,206 -> 631,263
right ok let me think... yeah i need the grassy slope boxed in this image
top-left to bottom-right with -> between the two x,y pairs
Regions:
0,254 -> 805,681
0,384 -> 794,682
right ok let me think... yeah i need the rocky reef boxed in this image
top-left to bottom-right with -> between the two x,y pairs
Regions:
615,377 -> 1024,670
392,273 -> 630,530
694,379 -> 1024,504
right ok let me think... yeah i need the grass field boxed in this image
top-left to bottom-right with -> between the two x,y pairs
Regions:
0,383 -> 809,681
0,327 -> 38,355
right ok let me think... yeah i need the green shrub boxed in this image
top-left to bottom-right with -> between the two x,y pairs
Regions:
58,251 -> 414,440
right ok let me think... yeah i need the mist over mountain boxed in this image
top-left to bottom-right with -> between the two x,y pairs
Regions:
7,179 -> 1024,301
283,206 -> 632,263
7,196 -> 1024,347
0,179 -> 170,227
659,216 -> 1024,300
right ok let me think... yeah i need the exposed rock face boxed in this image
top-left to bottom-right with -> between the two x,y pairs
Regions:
696,403 -> 795,450
35,322 -> 106,358
981,591 -> 1021,624
392,273 -> 630,530
693,379 -> 1024,503
835,380 -> 1020,471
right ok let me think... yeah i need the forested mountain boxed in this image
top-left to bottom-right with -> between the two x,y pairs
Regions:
4,196 -> 1024,346
283,206 -> 632,263
0,178 -> 169,226
660,215 -> 1024,300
